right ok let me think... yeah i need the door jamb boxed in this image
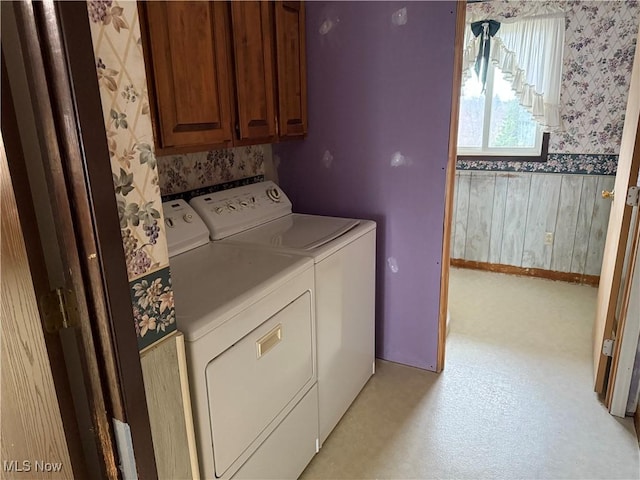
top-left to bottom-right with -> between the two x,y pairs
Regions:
438,1 -> 467,372
55,7 -> 158,473
607,206 -> 640,414
11,1 -> 157,477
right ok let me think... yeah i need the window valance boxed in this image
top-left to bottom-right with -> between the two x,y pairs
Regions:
462,12 -> 565,132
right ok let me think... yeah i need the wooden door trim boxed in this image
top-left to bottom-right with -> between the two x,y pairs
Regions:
11,3 -> 118,476
13,1 -> 157,477
437,1 -> 466,373
56,3 -> 158,477
35,0 -> 125,423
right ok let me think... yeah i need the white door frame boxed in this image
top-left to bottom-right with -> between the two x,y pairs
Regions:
610,203 -> 640,417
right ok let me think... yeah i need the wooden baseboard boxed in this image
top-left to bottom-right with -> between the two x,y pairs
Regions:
450,259 -> 600,286
635,409 -> 640,446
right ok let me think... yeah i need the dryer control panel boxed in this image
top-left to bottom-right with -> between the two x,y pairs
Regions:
190,181 -> 292,240
162,199 -> 210,257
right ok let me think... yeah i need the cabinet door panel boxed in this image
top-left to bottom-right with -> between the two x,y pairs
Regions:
231,2 -> 277,141
142,1 -> 233,150
275,1 -> 307,138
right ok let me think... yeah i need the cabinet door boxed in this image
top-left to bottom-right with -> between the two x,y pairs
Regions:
230,2 -> 277,142
274,1 -> 307,138
142,1 -> 233,152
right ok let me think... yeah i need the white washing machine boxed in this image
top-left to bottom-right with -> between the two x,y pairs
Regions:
163,199 -> 319,479
190,181 -> 376,446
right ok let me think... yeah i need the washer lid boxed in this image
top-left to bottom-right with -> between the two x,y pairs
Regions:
169,242 -> 313,341
227,214 -> 360,251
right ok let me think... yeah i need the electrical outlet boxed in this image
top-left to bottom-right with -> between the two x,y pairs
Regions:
544,232 -> 554,245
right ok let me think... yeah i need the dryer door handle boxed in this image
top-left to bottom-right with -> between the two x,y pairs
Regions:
256,324 -> 282,358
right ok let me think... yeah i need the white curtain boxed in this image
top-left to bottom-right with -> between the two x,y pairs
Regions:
462,13 -> 565,132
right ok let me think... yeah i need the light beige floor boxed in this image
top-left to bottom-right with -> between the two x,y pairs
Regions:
301,268 -> 640,479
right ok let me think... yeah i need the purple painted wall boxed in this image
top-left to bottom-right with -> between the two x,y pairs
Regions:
275,1 -> 457,371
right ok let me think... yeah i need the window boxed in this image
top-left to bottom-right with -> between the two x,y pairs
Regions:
457,65 -> 548,160
457,11 -> 565,161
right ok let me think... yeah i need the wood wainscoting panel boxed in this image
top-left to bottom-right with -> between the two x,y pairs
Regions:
500,173 -> 532,266
451,171 -> 460,253
551,175 -> 583,272
585,176 -> 617,276
452,171 -> 615,277
522,174 -> 562,270
488,173 -> 509,264
465,172 -> 496,263
570,176 -> 599,274
453,171 -> 471,259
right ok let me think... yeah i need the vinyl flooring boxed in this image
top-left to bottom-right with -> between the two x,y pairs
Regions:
301,268 -> 640,479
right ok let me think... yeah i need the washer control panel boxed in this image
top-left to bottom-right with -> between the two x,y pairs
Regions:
189,181 -> 292,240
266,186 -> 281,203
162,199 -> 210,257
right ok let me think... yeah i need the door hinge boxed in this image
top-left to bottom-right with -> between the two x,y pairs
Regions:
41,287 -> 78,333
602,338 -> 615,357
627,186 -> 639,206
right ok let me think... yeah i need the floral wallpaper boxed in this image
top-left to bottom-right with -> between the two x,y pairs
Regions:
460,0 -> 640,173
158,145 -> 268,196
552,0 -> 639,154
87,0 -> 175,350
131,269 -> 175,340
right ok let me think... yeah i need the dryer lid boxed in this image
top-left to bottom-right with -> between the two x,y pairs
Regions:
227,214 -> 360,251
170,242 -> 313,341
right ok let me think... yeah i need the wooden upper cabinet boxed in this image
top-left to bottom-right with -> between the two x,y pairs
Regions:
274,1 -> 307,138
140,1 -> 307,153
230,2 -> 277,142
140,2 -> 233,153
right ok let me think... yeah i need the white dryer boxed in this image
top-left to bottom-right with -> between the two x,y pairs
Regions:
190,181 -> 376,445
163,199 -> 318,479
